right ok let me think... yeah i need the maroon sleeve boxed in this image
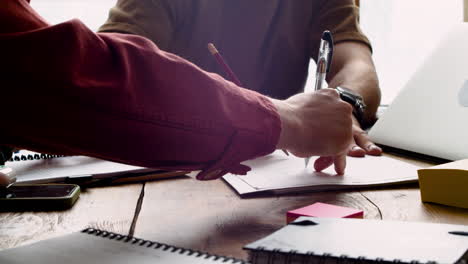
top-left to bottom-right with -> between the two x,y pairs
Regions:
0,0 -> 281,180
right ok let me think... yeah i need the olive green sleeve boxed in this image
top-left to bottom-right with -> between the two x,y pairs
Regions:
98,0 -> 174,50
309,0 -> 372,60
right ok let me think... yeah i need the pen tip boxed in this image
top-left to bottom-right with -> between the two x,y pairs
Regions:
207,43 -> 218,55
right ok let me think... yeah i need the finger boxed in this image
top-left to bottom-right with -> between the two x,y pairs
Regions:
347,135 -> 366,157
0,167 -> 16,188
313,156 -> 334,172
0,172 -> 10,187
366,144 -> 382,155
333,154 -> 347,175
354,130 -> 382,156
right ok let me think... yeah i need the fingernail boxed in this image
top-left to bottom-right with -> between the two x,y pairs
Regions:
352,146 -> 362,151
196,169 -> 222,180
368,145 -> 382,152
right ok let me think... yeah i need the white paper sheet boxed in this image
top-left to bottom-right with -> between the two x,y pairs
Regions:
223,151 -> 421,196
6,150 -> 155,184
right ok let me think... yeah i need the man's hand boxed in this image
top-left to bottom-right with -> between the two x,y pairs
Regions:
325,41 -> 382,158
273,88 -> 353,175
347,117 -> 382,157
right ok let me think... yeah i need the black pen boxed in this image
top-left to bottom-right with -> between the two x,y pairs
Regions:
448,231 -> 468,236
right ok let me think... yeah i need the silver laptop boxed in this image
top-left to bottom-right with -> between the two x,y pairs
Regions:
369,23 -> 468,161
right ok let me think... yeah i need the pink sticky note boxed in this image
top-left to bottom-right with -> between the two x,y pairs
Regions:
286,202 -> 364,223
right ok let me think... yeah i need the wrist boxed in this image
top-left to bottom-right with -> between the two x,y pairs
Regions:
271,99 -> 296,150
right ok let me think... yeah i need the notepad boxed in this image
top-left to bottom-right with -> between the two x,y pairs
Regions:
0,228 -> 245,264
244,217 -> 468,264
418,159 -> 468,208
6,150 -> 186,185
223,150 -> 421,196
286,202 -> 363,223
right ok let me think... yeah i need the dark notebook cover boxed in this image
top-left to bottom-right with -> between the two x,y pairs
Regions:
0,228 -> 245,264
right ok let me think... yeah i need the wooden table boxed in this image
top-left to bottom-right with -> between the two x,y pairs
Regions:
1,154 -> 468,261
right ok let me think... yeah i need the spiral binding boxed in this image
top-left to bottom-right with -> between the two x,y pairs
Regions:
8,152 -> 68,162
248,247 -> 443,264
81,228 -> 248,264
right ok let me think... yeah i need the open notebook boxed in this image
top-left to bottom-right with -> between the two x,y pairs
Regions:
6,150 -> 186,185
223,150 -> 421,196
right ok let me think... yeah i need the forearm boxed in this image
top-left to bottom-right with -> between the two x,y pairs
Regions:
1,2 -> 281,180
327,42 -> 381,125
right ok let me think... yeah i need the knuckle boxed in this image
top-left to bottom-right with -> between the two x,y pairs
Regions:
341,101 -> 353,113
354,129 -> 369,138
323,88 -> 340,98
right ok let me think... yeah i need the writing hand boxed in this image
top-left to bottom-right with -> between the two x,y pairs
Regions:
273,88 -> 353,175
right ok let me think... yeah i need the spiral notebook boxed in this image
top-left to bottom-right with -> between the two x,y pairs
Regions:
6,150 -> 187,185
0,228 -> 246,264
244,217 -> 468,264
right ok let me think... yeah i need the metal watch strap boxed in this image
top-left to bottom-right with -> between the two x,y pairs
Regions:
336,86 -> 366,127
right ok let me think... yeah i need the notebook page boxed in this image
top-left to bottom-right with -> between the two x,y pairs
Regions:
224,150 -> 420,195
6,151 -> 153,183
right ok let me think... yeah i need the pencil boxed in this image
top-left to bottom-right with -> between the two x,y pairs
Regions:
207,43 -> 289,156
207,43 -> 243,86
83,170 -> 189,187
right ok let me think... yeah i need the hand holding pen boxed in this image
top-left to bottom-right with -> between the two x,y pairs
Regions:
274,88 -> 351,175
304,30 -> 334,168
207,40 -> 350,173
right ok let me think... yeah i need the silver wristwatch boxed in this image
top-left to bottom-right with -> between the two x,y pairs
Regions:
336,86 -> 366,127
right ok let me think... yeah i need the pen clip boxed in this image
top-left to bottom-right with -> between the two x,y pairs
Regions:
321,30 -> 334,73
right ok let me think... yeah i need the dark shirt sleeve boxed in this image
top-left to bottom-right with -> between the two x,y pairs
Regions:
0,0 -> 281,180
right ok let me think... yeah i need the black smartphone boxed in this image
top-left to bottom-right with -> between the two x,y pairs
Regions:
0,184 -> 80,211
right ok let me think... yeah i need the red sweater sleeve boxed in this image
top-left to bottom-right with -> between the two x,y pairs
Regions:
0,0 -> 281,180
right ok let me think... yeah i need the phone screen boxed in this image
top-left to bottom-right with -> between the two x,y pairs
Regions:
0,185 -> 77,198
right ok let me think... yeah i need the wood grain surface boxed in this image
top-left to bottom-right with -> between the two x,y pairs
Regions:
1,154 -> 468,261
361,187 -> 468,225
0,184 -> 142,250
135,178 -> 384,259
